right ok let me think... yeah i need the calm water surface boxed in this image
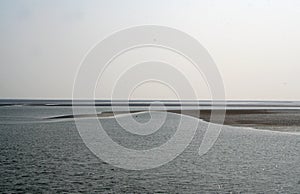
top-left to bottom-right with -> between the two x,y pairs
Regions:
0,106 -> 299,193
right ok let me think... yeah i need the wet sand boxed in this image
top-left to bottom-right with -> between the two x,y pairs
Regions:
47,109 -> 300,132
169,109 -> 300,132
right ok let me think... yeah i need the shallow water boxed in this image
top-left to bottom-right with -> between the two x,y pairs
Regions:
0,106 -> 299,193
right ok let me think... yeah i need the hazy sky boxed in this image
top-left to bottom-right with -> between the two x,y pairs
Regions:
1,0 -> 300,100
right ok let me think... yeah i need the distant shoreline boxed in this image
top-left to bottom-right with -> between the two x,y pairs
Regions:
1,99 -> 300,107
2,99 -> 300,132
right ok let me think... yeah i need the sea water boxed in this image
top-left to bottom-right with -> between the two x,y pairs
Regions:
0,105 -> 299,193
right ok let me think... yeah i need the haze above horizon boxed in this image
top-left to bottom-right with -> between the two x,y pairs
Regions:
1,0 -> 300,100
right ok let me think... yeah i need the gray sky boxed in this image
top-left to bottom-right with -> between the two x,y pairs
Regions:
1,0 -> 300,100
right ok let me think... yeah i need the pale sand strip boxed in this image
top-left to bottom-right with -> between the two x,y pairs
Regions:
47,109 -> 300,132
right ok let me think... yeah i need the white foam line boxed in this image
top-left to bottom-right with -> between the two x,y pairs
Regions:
99,110 -> 156,119
227,124 -> 300,136
102,111 -> 300,136
42,110 -> 153,122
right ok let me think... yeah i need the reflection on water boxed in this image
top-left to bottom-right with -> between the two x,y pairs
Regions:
0,106 -> 299,193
